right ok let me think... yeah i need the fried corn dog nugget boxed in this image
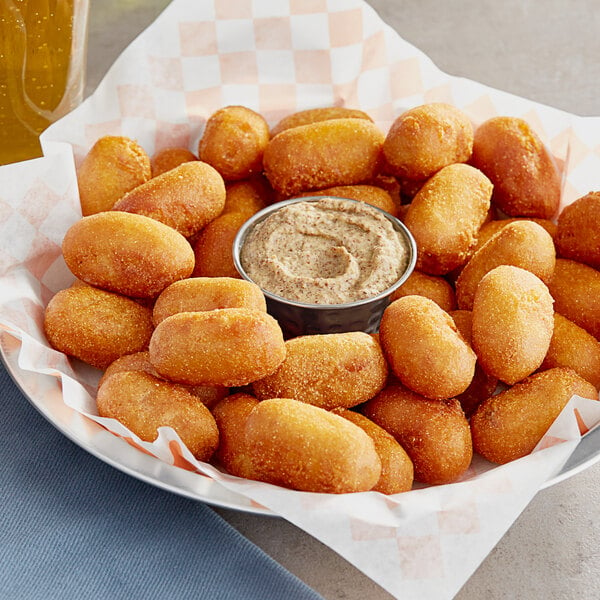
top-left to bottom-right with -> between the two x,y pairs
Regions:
383,103 -> 474,181
222,176 -> 273,218
62,211 -> 195,298
252,332 -> 388,410
198,105 -> 270,181
332,408 -> 413,494
555,191 -> 600,269
98,351 -> 228,409
362,385 -> 473,485
471,265 -> 554,385
404,163 -> 492,275
192,211 -> 248,279
379,296 -> 476,400
389,270 -> 456,312
44,284 -> 154,370
263,118 -> 385,197
474,217 -> 557,252
541,314 -> 600,390
270,106 -> 373,137
151,147 -> 197,177
212,392 -> 259,479
547,259 -> 600,340
449,310 -> 499,417
299,184 -> 399,217
112,161 -> 225,238
97,371 -> 219,461
77,135 -> 151,216
244,398 -> 381,493
152,277 -> 266,326
149,308 -> 285,387
456,220 -> 556,310
471,116 -> 561,219
471,368 -> 597,464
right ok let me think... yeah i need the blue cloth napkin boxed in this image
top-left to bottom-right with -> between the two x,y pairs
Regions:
0,362 -> 323,600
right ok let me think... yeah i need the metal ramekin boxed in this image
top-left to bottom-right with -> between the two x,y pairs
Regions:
232,196 -> 417,337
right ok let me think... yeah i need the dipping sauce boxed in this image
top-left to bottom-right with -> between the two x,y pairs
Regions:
239,197 -> 410,305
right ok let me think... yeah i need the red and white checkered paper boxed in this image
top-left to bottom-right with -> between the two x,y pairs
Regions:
2,1 -> 600,599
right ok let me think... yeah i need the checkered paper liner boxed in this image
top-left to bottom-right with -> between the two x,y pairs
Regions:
2,1 -> 600,598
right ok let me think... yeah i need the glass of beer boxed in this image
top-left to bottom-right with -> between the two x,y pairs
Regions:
0,0 -> 90,165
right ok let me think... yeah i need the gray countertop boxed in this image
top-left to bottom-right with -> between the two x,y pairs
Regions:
86,2 -> 600,599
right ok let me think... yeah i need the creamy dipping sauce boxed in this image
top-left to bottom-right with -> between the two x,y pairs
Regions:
240,197 -> 410,305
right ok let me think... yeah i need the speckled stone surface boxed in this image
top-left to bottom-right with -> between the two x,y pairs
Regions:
87,2 -> 600,599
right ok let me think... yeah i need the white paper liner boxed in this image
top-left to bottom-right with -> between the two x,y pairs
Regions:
1,1 -> 600,598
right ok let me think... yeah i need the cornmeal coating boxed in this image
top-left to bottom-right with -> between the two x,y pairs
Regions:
390,270 -> 456,312
333,408 -> 414,495
113,161 -> 225,238
541,313 -> 600,390
77,135 -> 151,216
263,118 -> 385,196
404,163 -> 492,275
471,116 -> 561,219
471,368 -> 597,464
380,296 -> 476,400
97,371 -> 219,462
471,265 -> 554,385
474,217 -> 557,252
222,176 -> 273,218
199,105 -> 270,181
44,284 -> 154,370
270,106 -> 373,137
252,332 -> 388,410
151,147 -> 197,177
383,102 -> 473,181
152,277 -> 266,326
244,398 -> 381,493
362,385 -> 473,485
149,308 -> 285,387
456,220 -> 556,310
62,211 -> 195,298
555,191 -> 600,269
547,258 -> 600,340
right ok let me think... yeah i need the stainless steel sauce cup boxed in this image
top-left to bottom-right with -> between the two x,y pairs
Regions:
232,196 -> 417,337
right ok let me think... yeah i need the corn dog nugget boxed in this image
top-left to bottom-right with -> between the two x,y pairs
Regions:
547,259 -> 600,340
62,211 -> 195,298
383,103 -> 473,181
456,220 -> 556,310
244,398 -> 381,493
153,277 -> 266,326
212,392 -> 259,479
199,105 -> 269,181
389,270 -> 456,312
44,284 -> 154,370
541,313 -> 600,391
97,371 -> 219,462
222,177 -> 273,218
362,385 -> 473,485
252,332 -> 388,410
379,296 -> 476,400
471,368 -> 597,464
404,163 -> 492,275
149,308 -> 285,387
151,147 -> 197,177
270,106 -> 373,137
472,265 -> 554,385
474,217 -> 557,252
192,211 -> 248,279
332,408 -> 414,494
263,118 -> 385,197
112,161 -> 225,238
77,135 -> 151,216
555,191 -> 600,269
471,116 -> 561,219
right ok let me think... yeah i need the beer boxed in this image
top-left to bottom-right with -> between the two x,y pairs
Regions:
0,0 -> 89,165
